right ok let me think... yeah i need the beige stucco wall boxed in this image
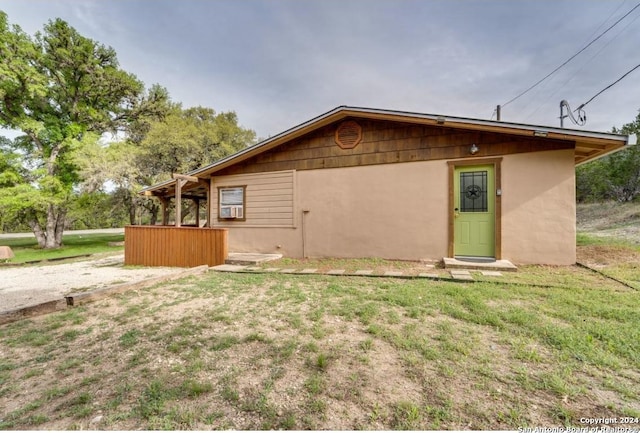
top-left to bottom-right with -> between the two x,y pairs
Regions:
501,149 -> 576,265
298,161 -> 449,260
220,160 -> 449,260
218,149 -> 577,265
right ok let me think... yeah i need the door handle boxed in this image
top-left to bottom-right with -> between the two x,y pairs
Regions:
454,208 -> 460,218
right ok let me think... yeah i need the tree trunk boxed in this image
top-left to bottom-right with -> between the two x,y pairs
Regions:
125,193 -> 136,225
28,205 -> 66,249
54,207 -> 66,247
44,204 -> 58,249
150,206 -> 159,225
129,205 -> 136,225
28,219 -> 47,249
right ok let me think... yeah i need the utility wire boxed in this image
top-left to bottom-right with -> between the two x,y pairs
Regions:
577,62 -> 640,110
523,5 -> 640,121
580,0 -> 628,47
501,1 -> 640,108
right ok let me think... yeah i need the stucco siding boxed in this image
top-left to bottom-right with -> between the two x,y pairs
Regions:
221,161 -> 449,260
501,149 -> 576,265
217,150 -> 577,265
297,162 -> 448,259
226,227 -> 302,257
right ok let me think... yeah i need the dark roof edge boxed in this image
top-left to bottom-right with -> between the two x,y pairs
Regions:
346,106 -> 630,140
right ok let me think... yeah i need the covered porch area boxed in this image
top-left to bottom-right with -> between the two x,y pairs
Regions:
125,174 -> 228,267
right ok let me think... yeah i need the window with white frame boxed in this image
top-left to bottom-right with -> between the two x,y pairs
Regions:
218,186 -> 246,220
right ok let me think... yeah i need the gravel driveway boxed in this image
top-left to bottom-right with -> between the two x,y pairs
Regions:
0,254 -> 180,313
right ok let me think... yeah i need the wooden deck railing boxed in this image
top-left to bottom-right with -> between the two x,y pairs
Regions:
124,226 -> 228,267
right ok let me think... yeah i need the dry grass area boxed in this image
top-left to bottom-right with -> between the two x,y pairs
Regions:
577,201 -> 640,246
1,249 -> 639,430
1,202 -> 638,430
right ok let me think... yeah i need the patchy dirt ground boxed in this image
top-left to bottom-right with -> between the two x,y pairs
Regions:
577,244 -> 640,267
0,204 -> 638,430
577,201 -> 640,245
0,253 -> 639,430
0,254 -> 180,312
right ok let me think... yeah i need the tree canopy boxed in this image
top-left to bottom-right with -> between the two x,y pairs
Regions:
74,105 -> 256,225
576,113 -> 640,203
0,12 -> 168,247
140,106 -> 256,176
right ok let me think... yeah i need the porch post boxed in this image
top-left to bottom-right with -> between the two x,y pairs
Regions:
208,176 -> 216,226
175,187 -> 181,228
172,173 -> 199,228
159,197 -> 169,226
205,179 -> 212,227
174,179 -> 188,228
194,199 -> 200,227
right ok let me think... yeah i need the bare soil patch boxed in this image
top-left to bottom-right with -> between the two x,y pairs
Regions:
577,244 -> 640,268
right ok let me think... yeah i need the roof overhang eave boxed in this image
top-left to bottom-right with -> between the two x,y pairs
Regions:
575,133 -> 636,167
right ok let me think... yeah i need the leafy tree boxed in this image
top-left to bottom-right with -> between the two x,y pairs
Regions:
66,191 -> 129,229
608,114 -> 640,202
74,138 -> 150,225
0,136 -> 27,231
75,105 -> 256,225
140,106 -> 256,175
0,12 -> 167,247
575,158 -> 607,202
0,136 -> 21,187
576,112 -> 640,203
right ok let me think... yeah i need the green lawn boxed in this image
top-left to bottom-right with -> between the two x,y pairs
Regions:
0,233 -> 124,263
1,245 -> 639,430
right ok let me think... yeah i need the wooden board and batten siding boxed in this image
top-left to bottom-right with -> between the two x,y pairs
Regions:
125,226 -> 228,267
213,119 -> 575,176
212,170 -> 296,228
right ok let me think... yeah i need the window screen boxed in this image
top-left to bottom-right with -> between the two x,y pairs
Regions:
460,171 -> 488,212
219,187 -> 244,206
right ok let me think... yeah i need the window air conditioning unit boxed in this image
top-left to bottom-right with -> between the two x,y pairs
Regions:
220,205 -> 244,219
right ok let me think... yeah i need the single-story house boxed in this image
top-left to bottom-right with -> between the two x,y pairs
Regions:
139,106 -> 634,266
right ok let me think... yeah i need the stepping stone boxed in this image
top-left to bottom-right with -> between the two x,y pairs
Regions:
383,271 -> 403,276
481,271 -> 503,277
279,268 -> 297,273
300,268 -> 318,274
450,270 -> 473,280
263,268 -> 281,272
327,269 -> 345,275
354,270 -> 373,275
211,264 -> 247,272
418,273 -> 439,278
245,266 -> 262,271
422,264 -> 435,269
225,252 -> 282,265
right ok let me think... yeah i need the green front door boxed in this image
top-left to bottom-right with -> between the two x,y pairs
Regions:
453,165 -> 495,258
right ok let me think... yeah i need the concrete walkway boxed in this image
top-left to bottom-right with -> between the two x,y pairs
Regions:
443,257 -> 517,272
218,252 -> 510,281
212,264 -> 504,281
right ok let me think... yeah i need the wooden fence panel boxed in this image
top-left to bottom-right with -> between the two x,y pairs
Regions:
125,226 -> 228,267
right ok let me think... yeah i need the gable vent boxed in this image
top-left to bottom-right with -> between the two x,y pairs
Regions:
335,120 -> 362,149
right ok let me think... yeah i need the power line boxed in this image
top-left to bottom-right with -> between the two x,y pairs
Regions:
577,62 -> 640,110
580,0 -> 628,45
523,4 -> 640,121
501,1 -> 640,108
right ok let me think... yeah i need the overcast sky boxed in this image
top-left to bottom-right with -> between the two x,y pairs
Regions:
1,0 -> 640,139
